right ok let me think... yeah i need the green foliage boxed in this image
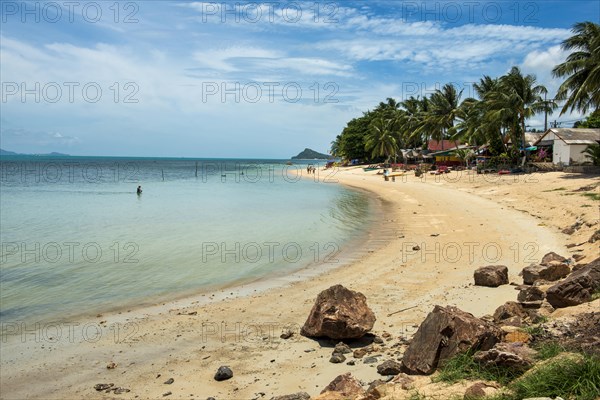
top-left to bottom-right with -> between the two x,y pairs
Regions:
533,341 -> 566,360
575,110 -> 600,128
553,22 -> 600,114
581,143 -> 600,166
434,351 -> 521,385
509,355 -> 600,400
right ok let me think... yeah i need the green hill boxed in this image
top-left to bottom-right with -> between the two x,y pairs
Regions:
291,148 -> 331,160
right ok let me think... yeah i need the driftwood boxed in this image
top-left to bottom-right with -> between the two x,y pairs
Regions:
387,305 -> 418,317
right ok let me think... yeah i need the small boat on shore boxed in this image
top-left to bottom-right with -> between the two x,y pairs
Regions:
363,165 -> 380,171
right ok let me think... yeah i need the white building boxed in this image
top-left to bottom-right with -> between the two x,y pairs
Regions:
534,128 -> 600,165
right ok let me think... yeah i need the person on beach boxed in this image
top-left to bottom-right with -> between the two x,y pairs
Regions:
137,185 -> 142,195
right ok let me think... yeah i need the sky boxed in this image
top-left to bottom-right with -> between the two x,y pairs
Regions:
1,0 -> 598,157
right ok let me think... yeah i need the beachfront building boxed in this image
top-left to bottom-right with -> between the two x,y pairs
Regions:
534,128 -> 600,165
425,140 -> 463,165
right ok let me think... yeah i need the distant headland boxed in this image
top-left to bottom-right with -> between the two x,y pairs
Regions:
291,148 -> 331,160
0,148 -> 70,156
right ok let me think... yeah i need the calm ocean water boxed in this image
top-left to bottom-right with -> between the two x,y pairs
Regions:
0,156 -> 374,324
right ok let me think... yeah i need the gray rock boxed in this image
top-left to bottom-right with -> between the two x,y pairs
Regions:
376,360 -> 402,375
333,342 -> 352,354
329,353 -> 346,363
214,366 -> 233,381
363,356 -> 379,364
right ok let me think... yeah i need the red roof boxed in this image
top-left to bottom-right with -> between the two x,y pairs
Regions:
427,140 -> 460,151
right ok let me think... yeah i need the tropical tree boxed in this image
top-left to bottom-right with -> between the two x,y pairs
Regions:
553,21 -> 600,114
574,109 -> 600,128
365,117 -> 399,162
453,97 -> 484,146
421,84 -> 463,149
581,143 -> 600,165
401,96 -> 430,148
453,147 -> 475,167
486,67 -> 556,160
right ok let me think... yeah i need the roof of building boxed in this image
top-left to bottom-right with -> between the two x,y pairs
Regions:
534,128 -> 600,145
428,145 -> 473,157
427,140 -> 460,151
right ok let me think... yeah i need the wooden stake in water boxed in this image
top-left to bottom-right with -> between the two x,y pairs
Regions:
162,169 -> 164,181
195,162 -> 198,178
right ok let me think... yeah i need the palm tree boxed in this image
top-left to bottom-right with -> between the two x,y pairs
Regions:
401,96 -> 430,148
365,117 -> 399,162
454,97 -> 484,146
422,84 -> 463,150
553,21 -> 600,114
486,67 -> 555,161
453,148 -> 475,167
581,143 -> 600,165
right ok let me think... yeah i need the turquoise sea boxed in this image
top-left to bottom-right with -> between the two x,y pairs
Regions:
0,156 -> 376,325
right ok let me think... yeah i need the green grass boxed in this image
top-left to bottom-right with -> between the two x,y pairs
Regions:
592,288 -> 600,301
434,351 -> 521,385
406,392 -> 428,400
542,187 -> 567,192
522,324 -> 545,337
582,192 -> 600,201
508,354 -> 600,400
533,341 -> 566,360
582,204 -> 592,207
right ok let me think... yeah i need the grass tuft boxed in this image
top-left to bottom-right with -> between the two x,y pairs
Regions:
434,351 -> 521,385
582,192 -> 600,201
509,354 -> 600,400
533,341 -> 565,360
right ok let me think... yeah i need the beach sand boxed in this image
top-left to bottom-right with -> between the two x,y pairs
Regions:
1,168 -> 598,399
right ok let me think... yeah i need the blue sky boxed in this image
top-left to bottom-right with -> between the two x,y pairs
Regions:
1,1 -> 598,157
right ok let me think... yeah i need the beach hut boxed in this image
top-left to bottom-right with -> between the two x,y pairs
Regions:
533,128 -> 600,165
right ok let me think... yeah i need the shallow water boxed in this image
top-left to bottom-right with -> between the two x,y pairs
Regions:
0,156 -> 374,324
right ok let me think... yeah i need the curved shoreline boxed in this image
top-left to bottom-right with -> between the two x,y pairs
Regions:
1,175 -> 394,338
2,168 -> 585,400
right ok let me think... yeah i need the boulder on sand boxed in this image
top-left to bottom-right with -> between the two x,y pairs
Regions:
401,305 -> 503,375
301,285 -> 376,339
317,373 -> 365,399
474,265 -> 509,287
546,257 -> 600,308
521,262 -> 570,285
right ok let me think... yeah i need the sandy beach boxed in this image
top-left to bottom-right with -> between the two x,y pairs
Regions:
1,168 -> 598,400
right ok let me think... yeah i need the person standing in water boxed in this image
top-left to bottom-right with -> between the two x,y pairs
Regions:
137,185 -> 142,195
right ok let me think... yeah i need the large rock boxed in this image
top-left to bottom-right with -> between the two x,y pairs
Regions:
517,286 -> 545,303
473,265 -> 509,287
401,305 -> 503,375
493,301 -> 528,323
541,252 -> 568,264
546,258 -> 600,308
318,373 -> 365,398
376,360 -> 403,376
301,285 -> 376,339
521,262 -> 570,285
474,342 -> 537,371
